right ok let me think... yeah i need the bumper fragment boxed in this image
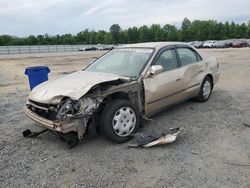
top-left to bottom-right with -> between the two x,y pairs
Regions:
23,106 -> 72,133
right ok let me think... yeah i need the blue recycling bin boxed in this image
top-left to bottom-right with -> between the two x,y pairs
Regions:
25,66 -> 50,90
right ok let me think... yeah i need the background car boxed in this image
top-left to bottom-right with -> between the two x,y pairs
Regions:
103,45 -> 114,50
247,40 -> 250,47
84,46 -> 98,51
192,41 -> 204,48
203,40 -> 215,48
232,40 -> 248,48
187,41 -> 195,46
213,41 -> 230,48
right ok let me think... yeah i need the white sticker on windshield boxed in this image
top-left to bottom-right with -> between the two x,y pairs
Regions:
115,48 -> 153,53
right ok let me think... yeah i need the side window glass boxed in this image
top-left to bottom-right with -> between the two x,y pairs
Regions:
177,48 -> 198,66
154,49 -> 178,72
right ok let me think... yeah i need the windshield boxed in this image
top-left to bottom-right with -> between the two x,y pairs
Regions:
85,48 -> 153,78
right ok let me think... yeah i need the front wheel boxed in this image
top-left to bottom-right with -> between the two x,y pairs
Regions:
196,76 -> 213,102
100,99 -> 140,143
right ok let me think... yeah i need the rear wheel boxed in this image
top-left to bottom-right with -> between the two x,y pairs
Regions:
100,99 -> 140,143
197,76 -> 213,102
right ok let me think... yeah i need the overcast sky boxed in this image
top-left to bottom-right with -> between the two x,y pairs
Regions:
0,0 -> 250,36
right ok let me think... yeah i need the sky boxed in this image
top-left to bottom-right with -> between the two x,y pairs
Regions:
0,0 -> 250,36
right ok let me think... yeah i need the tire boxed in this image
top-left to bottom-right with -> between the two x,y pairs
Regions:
196,76 -> 213,102
100,99 -> 140,143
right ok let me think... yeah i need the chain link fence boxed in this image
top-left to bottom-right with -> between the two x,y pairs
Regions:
0,45 -> 89,55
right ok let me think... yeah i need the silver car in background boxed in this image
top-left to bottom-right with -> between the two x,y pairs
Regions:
203,40 -> 215,48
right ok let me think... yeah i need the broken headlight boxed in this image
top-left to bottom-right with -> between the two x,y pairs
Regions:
56,97 -> 101,120
56,98 -> 81,120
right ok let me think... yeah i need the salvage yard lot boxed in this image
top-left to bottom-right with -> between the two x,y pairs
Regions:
0,48 -> 250,187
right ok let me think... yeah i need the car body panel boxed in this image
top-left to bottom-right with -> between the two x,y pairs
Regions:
143,44 -> 219,115
144,67 -> 185,114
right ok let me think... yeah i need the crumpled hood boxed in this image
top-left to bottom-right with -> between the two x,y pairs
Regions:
29,71 -> 127,104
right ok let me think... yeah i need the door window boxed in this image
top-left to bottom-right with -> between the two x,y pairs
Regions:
177,48 -> 198,66
154,49 -> 178,72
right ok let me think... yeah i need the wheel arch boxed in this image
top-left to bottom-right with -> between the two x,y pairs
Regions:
103,91 -> 130,101
90,91 -> 131,130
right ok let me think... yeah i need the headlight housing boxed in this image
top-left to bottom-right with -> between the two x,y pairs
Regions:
56,98 -> 80,119
56,97 -> 102,120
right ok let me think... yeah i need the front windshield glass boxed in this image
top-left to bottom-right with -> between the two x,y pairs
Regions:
85,48 -> 153,78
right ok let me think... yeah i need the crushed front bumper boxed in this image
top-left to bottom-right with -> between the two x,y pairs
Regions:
23,106 -> 87,139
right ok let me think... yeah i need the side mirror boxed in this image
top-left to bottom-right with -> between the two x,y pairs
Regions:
149,65 -> 163,76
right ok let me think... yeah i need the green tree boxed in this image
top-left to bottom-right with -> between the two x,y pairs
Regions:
139,25 -> 149,42
247,20 -> 250,38
127,27 -> 138,43
0,35 -> 12,45
180,17 -> 191,41
1,18 -> 250,46
222,21 -> 230,39
150,24 -> 164,41
110,24 -> 121,44
163,24 -> 178,41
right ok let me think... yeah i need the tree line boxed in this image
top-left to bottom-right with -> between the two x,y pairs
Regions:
1,18 -> 250,46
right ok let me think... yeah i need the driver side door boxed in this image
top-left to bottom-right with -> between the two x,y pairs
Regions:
143,47 -> 185,115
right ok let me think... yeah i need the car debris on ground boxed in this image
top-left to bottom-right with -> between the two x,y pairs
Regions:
23,129 -> 48,138
128,127 -> 185,148
22,129 -> 79,149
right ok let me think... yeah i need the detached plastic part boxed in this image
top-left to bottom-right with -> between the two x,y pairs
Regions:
128,127 -> 185,148
23,129 -> 48,138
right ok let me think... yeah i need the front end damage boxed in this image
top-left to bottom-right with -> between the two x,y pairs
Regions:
24,80 -> 144,141
24,96 -> 102,140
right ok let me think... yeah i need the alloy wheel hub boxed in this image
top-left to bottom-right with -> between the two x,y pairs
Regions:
112,107 -> 136,137
203,80 -> 211,99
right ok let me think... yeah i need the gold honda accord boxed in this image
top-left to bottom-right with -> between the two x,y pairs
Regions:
24,42 -> 220,143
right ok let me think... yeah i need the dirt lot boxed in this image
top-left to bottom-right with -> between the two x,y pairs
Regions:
0,48 -> 250,188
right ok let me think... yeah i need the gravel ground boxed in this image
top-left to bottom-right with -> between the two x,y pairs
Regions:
0,49 -> 250,188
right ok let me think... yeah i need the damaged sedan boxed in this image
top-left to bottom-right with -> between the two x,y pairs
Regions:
24,42 -> 220,143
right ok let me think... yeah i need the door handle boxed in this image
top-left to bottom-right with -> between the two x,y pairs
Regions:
176,76 -> 182,81
198,69 -> 204,73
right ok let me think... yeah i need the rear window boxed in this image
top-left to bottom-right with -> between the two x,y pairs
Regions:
177,48 -> 199,66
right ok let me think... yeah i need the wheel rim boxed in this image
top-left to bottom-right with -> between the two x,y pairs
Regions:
203,80 -> 211,99
112,107 -> 136,137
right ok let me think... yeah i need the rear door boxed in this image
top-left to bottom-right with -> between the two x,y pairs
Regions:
143,47 -> 185,114
176,46 -> 206,97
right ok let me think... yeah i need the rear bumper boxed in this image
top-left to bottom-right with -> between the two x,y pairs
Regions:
23,106 -> 74,133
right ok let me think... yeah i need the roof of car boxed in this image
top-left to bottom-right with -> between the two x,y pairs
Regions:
120,42 -> 190,49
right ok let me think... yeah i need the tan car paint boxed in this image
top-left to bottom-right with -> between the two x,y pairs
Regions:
143,46 -> 219,115
143,68 -> 186,114
144,58 -> 219,114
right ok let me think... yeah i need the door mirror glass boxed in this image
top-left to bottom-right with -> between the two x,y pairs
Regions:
149,65 -> 163,76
